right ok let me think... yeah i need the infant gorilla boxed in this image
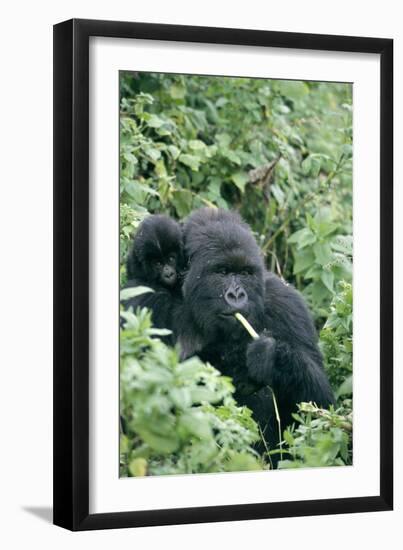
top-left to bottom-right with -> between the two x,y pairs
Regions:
121,214 -> 185,341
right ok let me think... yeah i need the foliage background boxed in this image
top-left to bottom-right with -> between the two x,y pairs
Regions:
119,72 -> 353,475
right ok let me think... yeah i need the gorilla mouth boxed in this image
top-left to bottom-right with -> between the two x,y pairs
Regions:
161,274 -> 177,287
219,311 -> 245,321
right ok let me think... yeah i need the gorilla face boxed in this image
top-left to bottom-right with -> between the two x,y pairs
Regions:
182,209 -> 266,341
127,214 -> 184,289
146,252 -> 179,288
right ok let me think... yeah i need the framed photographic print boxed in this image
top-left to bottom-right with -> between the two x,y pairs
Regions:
53,19 -> 393,531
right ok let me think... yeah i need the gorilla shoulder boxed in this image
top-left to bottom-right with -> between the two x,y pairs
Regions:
263,272 -> 319,346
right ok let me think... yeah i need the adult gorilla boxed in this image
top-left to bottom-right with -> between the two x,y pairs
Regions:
176,208 -> 334,452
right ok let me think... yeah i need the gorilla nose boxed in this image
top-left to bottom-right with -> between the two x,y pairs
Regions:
162,265 -> 176,285
163,265 -> 175,278
224,285 -> 248,310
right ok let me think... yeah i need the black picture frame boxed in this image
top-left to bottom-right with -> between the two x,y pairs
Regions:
53,18 -> 393,531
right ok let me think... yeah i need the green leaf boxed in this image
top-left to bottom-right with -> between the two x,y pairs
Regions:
172,189 -> 193,217
225,452 -> 262,472
308,280 -> 331,304
315,211 -> 339,238
304,265 -> 320,280
120,434 -> 130,453
283,430 -> 295,447
222,149 -> 241,165
167,145 -> 180,159
321,270 -> 335,292
301,156 -> 312,175
190,387 -> 220,404
155,160 -> 167,177
298,229 -> 316,249
216,133 -> 231,147
302,155 -> 321,177
188,139 -> 206,151
231,172 -> 248,193
170,387 -> 192,410
310,156 -> 322,177
276,103 -> 290,114
332,235 -> 353,255
126,181 -> 159,197
144,114 -> 165,128
270,184 -> 285,207
149,328 -> 172,337
120,286 -> 154,300
276,80 -> 309,101
170,84 -> 186,99
342,143 -> 353,159
336,375 -> 353,398
288,228 -> 316,249
137,429 -> 180,454
144,147 -> 161,162
129,458 -> 147,477
204,99 -> 219,123
293,249 -> 315,274
313,242 -> 332,266
178,411 -> 212,439
122,152 -> 138,165
176,358 -> 203,378
178,153 -> 200,171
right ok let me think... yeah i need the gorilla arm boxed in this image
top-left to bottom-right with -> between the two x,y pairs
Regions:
246,273 -> 335,409
121,282 -> 181,345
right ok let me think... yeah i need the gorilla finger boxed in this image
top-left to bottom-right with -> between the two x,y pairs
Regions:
246,336 -> 276,386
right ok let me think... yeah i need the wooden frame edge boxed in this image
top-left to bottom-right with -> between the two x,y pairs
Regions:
53,18 -> 393,531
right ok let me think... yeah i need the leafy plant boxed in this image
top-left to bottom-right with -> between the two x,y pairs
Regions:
320,281 -> 353,394
120,306 -> 264,476
287,213 -> 352,319
278,401 -> 353,469
119,73 -> 354,474
119,74 -> 353,325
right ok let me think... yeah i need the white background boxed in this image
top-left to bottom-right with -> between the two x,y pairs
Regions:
0,1 -> 400,548
90,38 -> 380,513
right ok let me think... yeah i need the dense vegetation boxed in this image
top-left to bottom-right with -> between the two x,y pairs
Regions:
119,72 -> 353,475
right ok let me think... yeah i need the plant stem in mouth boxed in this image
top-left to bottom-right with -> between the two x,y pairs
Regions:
234,312 -> 259,340
234,312 -> 283,460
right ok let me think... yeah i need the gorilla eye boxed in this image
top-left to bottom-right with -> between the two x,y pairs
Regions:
154,260 -> 163,269
240,268 -> 252,276
216,267 -> 228,275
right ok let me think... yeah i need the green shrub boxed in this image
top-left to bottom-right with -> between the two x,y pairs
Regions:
278,401 -> 353,469
120,305 -> 264,476
119,73 -> 352,324
320,281 -> 353,394
119,73 -> 354,474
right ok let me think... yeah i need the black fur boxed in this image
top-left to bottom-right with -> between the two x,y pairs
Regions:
176,208 -> 335,457
122,215 -> 185,340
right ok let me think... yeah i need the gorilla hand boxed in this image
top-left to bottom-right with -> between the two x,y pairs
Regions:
246,333 -> 276,387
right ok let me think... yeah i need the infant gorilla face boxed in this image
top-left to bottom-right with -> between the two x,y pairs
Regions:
148,252 -> 179,288
126,214 -> 185,291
